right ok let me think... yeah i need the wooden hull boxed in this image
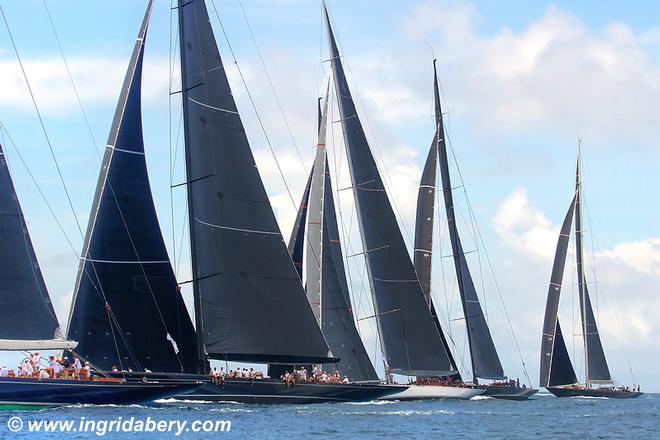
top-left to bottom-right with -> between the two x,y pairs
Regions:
379,384 -> 484,401
547,386 -> 642,399
479,385 -> 539,401
0,376 -> 201,408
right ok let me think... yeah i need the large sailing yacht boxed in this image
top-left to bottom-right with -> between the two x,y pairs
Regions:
414,61 -> 537,400
539,142 -> 641,399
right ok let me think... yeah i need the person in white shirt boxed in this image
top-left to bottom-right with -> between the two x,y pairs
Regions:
20,360 -> 32,377
0,365 -> 8,378
39,369 -> 50,379
73,357 -> 82,369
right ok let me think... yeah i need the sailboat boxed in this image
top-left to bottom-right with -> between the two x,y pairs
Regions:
68,0 -> 398,404
0,139 -> 198,409
539,143 -> 641,399
269,86 -> 388,384
323,5 -> 481,400
416,61 -> 537,400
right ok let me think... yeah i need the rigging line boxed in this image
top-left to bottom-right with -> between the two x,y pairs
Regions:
210,1 -> 332,283
42,0 -> 101,158
0,122 -> 124,354
0,6 -> 85,240
324,8 -> 415,249
41,2 -> 132,362
236,0 -> 308,171
210,0 -> 297,209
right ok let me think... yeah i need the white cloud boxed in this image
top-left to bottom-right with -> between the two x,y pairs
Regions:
492,188 -> 559,261
0,55 -> 169,115
600,238 -> 660,276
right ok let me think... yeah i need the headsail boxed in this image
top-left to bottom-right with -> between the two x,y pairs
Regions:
288,170 -> 312,281
67,0 -> 197,373
575,153 -> 611,383
0,143 -> 75,350
549,321 -> 578,386
433,62 -> 504,380
324,5 -> 454,376
178,0 -> 333,367
540,195 -> 577,387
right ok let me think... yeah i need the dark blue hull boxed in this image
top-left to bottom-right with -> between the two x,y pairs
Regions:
547,386 -> 642,399
0,377 -> 200,407
107,372 -> 402,404
183,379 -> 404,404
480,385 -> 539,400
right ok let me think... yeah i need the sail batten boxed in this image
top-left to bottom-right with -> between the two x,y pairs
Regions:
178,0 -> 333,367
324,5 -> 454,376
67,0 -> 197,373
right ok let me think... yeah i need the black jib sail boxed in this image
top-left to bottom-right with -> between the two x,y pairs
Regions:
0,143 -> 75,350
324,6 -> 454,377
67,0 -> 197,373
575,155 -> 611,383
178,0 -> 333,368
432,62 -> 504,381
289,170 -> 312,281
539,195 -> 577,387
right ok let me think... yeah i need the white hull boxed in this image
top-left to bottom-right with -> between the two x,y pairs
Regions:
379,385 -> 484,401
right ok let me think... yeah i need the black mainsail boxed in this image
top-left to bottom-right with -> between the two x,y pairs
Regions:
324,6 -> 454,377
412,61 -> 464,380
67,0 -> 197,373
575,153 -> 611,384
432,62 -> 504,381
0,143 -> 76,350
539,195 -> 578,387
178,0 -> 333,371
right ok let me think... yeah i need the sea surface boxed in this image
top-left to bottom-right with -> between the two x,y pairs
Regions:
1,392 -> 658,439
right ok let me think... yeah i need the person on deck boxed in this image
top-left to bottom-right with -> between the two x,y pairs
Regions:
0,365 -> 7,377
30,352 -> 40,373
49,357 -> 63,378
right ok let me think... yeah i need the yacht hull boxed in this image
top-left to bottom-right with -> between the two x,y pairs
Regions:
180,379 -> 403,404
479,385 -> 538,400
0,376 -> 200,408
379,384 -> 484,401
547,386 -> 642,399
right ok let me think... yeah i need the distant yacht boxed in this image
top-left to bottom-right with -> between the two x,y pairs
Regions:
539,142 -> 641,399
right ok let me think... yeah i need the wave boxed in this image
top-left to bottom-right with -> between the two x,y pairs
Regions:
569,396 -> 609,400
154,398 -> 216,405
470,395 -> 494,401
342,400 -> 399,406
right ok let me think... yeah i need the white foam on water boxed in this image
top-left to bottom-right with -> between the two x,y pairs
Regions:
154,398 -> 215,404
470,395 -> 494,401
342,400 -> 400,406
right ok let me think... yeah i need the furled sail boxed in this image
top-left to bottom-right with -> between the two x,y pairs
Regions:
0,143 -> 76,350
67,0 -> 197,373
178,0 -> 333,365
575,158 -> 611,383
433,61 -> 504,381
324,5 -> 454,376
539,195 -> 577,387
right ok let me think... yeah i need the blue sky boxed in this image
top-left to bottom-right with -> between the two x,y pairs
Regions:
0,0 -> 659,391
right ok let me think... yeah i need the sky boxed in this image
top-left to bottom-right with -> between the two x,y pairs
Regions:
0,0 -> 659,391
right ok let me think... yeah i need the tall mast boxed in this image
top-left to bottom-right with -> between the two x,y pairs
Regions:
177,0 -> 207,375
575,139 -> 589,387
433,61 -> 503,383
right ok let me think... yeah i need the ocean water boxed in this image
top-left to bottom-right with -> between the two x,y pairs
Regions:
1,392 -> 658,439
